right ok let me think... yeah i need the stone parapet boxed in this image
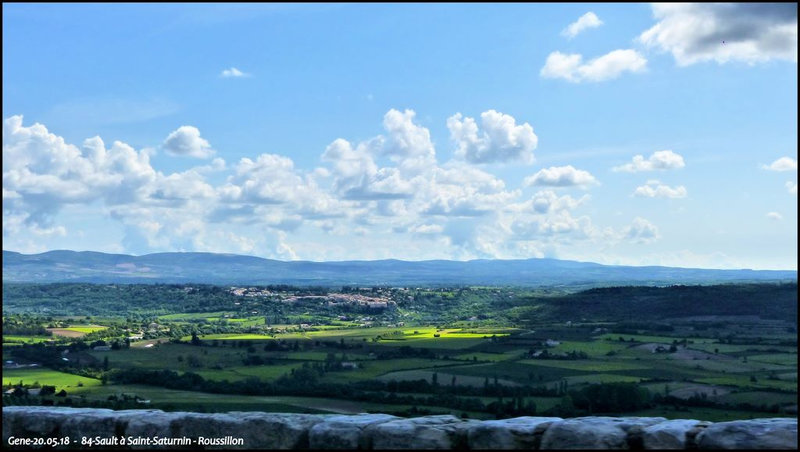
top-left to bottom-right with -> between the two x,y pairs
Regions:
2,407 -> 797,449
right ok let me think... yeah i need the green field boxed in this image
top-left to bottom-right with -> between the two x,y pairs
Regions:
376,369 -> 521,387
322,358 -> 465,383
195,363 -> 306,382
551,340 -> 632,356
747,353 -> 798,366
2,368 -> 101,391
64,326 -> 107,333
452,351 -> 524,362
517,359 -> 649,372
718,391 -> 798,407
3,335 -> 54,344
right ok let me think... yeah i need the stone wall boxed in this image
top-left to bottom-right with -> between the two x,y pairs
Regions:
2,407 -> 797,449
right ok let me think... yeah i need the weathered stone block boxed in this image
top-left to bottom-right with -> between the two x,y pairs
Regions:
309,413 -> 398,449
115,410 -> 184,449
467,416 -> 562,450
540,416 -> 666,450
642,419 -> 708,450
225,412 -> 328,449
59,408 -> 119,443
696,418 -> 797,450
368,415 -> 477,450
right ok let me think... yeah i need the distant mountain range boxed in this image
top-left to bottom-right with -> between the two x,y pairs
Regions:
3,250 -> 796,287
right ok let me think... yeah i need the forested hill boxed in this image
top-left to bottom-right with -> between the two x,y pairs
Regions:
3,250 -> 796,287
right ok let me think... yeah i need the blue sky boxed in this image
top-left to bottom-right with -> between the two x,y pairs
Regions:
2,3 -> 797,269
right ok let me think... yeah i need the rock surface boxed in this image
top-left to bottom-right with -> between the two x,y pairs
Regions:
642,419 -> 709,450
368,415 -> 477,450
696,418 -> 797,450
467,416 -> 562,450
2,407 -> 797,450
540,416 -> 667,449
309,413 -> 398,449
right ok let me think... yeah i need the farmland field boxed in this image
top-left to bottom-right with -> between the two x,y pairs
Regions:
2,368 -> 101,391
3,282 -> 797,421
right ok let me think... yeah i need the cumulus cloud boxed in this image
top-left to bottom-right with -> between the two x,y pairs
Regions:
447,110 -> 538,164
633,180 -> 687,199
562,12 -> 603,39
762,156 -> 797,171
3,115 -> 158,227
540,49 -> 647,83
624,217 -> 660,244
787,181 -> 797,195
422,164 -> 518,217
639,3 -> 798,66
766,211 -> 783,221
523,165 -> 598,188
163,126 -> 215,159
511,210 -> 593,239
382,109 -> 435,160
613,150 -> 685,172
220,67 -> 250,78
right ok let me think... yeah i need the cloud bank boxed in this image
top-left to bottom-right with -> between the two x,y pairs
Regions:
2,112 -> 681,261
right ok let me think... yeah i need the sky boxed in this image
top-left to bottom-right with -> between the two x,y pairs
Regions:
2,3 -> 797,269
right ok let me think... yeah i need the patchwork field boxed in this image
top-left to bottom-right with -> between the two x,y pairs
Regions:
46,325 -> 107,337
3,283 -> 797,421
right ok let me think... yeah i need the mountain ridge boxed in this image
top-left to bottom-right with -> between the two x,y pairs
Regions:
3,249 -> 796,287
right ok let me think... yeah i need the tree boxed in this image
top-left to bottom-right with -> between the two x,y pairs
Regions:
39,385 -> 56,396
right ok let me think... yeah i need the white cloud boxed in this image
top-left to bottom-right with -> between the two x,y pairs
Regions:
2,115 -> 158,227
382,109 -> 435,160
633,180 -> 688,199
220,67 -> 250,78
523,165 -> 598,188
624,217 -> 660,244
787,181 -> 797,195
447,110 -> 538,164
639,3 -> 797,66
562,12 -> 603,39
540,49 -> 647,83
422,164 -> 519,217
510,210 -> 593,239
163,126 -> 215,159
766,211 -> 783,221
508,190 -> 588,214
540,52 -> 583,82
152,170 -> 216,202
613,150 -> 685,172
762,156 -> 797,171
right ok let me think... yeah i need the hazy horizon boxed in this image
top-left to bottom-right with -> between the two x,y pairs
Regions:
4,248 -> 798,272
3,4 -> 797,271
